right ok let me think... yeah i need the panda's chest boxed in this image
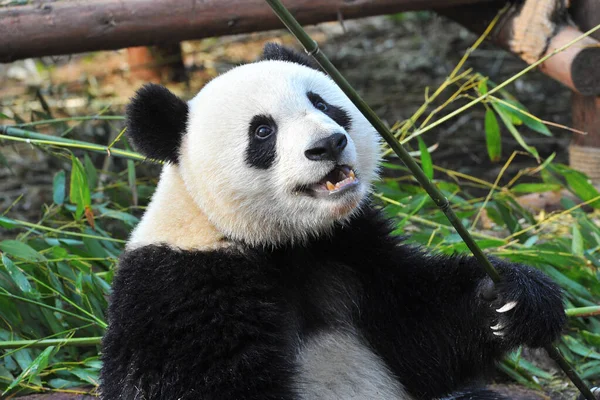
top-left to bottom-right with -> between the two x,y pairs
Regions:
294,330 -> 411,400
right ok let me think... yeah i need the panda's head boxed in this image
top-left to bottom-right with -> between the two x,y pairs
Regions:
127,43 -> 380,247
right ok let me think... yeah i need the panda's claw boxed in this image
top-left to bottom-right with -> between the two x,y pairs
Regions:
490,323 -> 504,331
496,301 -> 518,313
492,331 -> 505,337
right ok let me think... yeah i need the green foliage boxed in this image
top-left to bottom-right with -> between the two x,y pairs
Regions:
0,124 -> 148,395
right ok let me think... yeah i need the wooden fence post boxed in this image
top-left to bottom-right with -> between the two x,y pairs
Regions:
569,0 -> 600,185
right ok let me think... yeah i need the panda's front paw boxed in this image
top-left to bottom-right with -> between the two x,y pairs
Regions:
479,261 -> 566,348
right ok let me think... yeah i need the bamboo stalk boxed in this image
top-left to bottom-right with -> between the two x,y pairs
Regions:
0,336 -> 102,349
0,126 -> 153,163
14,115 -> 125,127
566,306 -> 600,318
263,1 -> 595,399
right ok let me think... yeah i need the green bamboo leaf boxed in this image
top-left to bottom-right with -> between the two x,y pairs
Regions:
99,209 -> 139,227
53,170 -> 66,205
48,378 -> 81,389
0,216 -> 16,229
511,183 -> 562,194
497,360 -> 538,388
563,336 -> 600,360
539,265 -> 593,300
417,137 -> 433,180
69,156 -> 91,219
549,164 -> 600,208
1,254 -> 34,296
582,331 -> 600,347
492,103 -> 539,159
4,346 -> 55,393
84,153 -> 98,191
496,100 -> 552,136
0,240 -> 46,262
478,79 -> 488,95
581,362 -> 600,380
484,108 -> 501,162
67,367 -> 99,386
506,351 -> 554,380
572,225 -> 584,258
494,101 -> 522,125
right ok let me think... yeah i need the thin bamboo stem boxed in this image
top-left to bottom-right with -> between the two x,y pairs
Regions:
0,336 -> 102,349
0,126 -> 153,163
0,216 -> 127,244
263,1 -> 595,399
13,115 -> 125,127
566,306 -> 600,318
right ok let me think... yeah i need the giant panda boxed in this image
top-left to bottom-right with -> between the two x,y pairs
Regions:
100,43 -> 566,400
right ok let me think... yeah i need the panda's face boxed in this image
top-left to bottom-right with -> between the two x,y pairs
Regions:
127,46 -> 380,247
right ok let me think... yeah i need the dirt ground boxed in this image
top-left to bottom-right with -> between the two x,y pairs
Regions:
0,12 -> 581,399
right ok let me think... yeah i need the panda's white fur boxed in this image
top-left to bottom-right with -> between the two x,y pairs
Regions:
129,60 -> 379,250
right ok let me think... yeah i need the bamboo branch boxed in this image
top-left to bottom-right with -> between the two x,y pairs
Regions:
0,337 -> 102,349
566,306 -> 600,318
263,1 -> 595,399
0,126 -> 154,163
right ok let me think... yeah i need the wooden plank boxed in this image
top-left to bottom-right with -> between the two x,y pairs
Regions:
569,0 -> 600,184
0,0 -> 497,63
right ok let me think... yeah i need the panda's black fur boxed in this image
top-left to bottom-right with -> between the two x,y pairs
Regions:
100,44 -> 566,399
125,84 -> 189,164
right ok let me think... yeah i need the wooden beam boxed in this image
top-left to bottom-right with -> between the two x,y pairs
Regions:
569,0 -> 600,184
0,0 -> 497,63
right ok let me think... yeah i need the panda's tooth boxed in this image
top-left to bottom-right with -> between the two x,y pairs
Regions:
349,170 -> 356,179
326,181 -> 335,191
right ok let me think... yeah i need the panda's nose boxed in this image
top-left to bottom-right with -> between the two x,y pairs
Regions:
305,133 -> 348,162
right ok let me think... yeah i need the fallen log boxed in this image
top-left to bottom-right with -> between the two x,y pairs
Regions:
0,0 -> 498,63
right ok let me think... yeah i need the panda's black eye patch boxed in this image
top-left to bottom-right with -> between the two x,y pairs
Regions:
307,92 -> 352,131
246,115 -> 277,169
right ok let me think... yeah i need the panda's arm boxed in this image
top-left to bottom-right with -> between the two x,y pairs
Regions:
355,243 -> 565,399
100,245 -> 297,400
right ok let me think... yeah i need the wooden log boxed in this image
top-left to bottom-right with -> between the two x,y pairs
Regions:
440,0 -> 600,96
569,0 -> 600,184
127,44 -> 188,83
0,0 -> 499,63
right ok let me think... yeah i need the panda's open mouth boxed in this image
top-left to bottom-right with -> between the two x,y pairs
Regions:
297,165 -> 359,198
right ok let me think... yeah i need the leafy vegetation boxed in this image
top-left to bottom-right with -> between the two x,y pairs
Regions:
1,21 -> 600,400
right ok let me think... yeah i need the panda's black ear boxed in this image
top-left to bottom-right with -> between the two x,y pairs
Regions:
260,42 -> 320,70
126,84 -> 188,164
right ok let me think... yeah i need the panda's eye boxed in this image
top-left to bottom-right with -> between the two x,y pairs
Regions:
255,125 -> 273,139
315,101 -> 328,112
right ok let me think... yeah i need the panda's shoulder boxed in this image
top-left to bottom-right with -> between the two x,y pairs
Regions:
112,244 -> 272,304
